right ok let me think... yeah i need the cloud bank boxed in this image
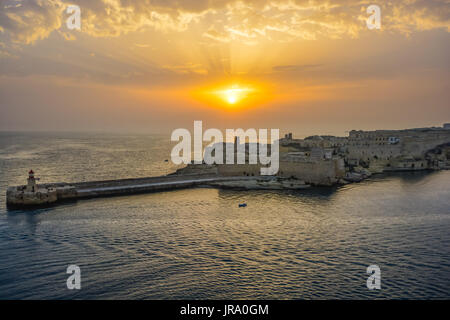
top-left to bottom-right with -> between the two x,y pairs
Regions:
0,0 -> 448,48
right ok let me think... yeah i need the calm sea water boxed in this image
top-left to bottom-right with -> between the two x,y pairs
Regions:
0,132 -> 449,299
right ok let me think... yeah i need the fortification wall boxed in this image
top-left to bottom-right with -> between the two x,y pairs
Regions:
347,129 -> 450,162
278,159 -> 344,185
217,158 -> 344,186
217,164 -> 261,177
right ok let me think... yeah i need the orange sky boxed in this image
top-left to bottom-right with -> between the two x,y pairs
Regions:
0,0 -> 449,137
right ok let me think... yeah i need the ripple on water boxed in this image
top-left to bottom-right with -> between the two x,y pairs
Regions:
0,134 -> 449,299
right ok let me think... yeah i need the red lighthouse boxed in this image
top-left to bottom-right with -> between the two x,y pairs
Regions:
27,170 -> 37,192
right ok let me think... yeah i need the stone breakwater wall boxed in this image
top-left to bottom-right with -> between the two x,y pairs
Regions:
6,175 -> 277,207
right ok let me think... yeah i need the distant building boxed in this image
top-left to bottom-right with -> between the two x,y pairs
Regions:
346,125 -> 450,168
280,124 -> 450,172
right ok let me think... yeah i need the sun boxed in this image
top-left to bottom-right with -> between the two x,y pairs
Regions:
192,80 -> 270,110
228,96 -> 237,104
224,88 -> 240,104
215,85 -> 255,106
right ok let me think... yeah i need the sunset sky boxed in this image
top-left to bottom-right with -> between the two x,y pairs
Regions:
0,0 -> 449,137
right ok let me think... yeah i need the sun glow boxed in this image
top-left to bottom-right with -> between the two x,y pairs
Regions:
226,91 -> 238,104
214,85 -> 256,106
191,80 -> 272,110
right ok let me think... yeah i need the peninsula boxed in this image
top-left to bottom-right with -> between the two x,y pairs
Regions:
6,123 -> 450,207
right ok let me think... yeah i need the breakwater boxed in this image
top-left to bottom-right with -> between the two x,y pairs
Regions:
6,174 -> 284,207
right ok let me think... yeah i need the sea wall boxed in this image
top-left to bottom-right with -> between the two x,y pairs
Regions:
7,186 -> 58,206
216,158 -> 345,186
6,175 -> 268,207
277,159 -> 345,186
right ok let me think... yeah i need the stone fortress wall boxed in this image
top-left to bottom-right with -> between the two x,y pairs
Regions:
281,123 -> 450,174
346,127 -> 450,160
216,158 -> 345,186
345,126 -> 450,171
181,123 -> 450,186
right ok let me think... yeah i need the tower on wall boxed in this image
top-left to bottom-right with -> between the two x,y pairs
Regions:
26,170 -> 37,193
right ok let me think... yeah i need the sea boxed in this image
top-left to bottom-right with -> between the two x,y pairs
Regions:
0,132 -> 449,299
